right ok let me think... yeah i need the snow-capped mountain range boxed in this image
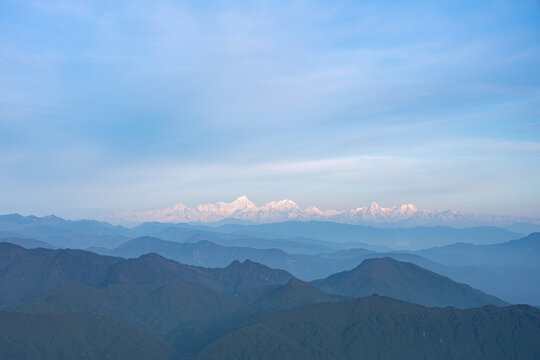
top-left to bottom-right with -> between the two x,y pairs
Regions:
115,196 -> 536,227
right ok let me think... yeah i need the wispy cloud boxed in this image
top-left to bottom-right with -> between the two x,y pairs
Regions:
0,0 -> 538,218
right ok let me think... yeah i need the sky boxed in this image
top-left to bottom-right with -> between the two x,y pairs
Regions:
0,0 -> 539,220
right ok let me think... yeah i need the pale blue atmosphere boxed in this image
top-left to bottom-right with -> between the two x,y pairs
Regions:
0,0 -> 539,219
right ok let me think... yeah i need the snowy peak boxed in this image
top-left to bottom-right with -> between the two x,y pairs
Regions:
194,196 -> 258,222
368,202 -> 380,210
230,195 -> 256,209
115,196 -> 537,227
264,199 -> 301,213
267,199 -> 300,210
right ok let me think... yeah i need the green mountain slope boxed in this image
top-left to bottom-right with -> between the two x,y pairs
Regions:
197,295 -> 540,360
168,279 -> 343,359
14,280 -> 239,338
0,243 -> 122,303
12,275 -> 343,359
0,311 -> 173,360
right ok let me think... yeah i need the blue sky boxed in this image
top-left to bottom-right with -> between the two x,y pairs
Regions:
0,0 -> 539,219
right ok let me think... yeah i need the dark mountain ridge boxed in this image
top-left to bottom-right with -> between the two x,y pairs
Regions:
0,311 -> 174,360
197,295 -> 540,360
311,257 -> 507,308
96,236 -> 336,280
0,242 -> 294,303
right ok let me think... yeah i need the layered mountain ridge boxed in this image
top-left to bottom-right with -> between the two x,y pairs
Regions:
0,241 -> 536,359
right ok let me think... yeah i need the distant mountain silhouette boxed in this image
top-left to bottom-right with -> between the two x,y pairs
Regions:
0,214 -> 525,251
416,232 -> 540,267
504,223 -> 540,234
0,237 -> 51,249
107,236 -> 290,268
0,214 -> 129,248
99,236 -> 337,280
214,221 -> 523,249
127,222 -> 349,254
312,257 -> 507,308
197,295 -> 540,360
6,232 -> 539,305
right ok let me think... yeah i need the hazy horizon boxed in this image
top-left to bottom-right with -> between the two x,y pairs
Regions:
3,195 -> 539,228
